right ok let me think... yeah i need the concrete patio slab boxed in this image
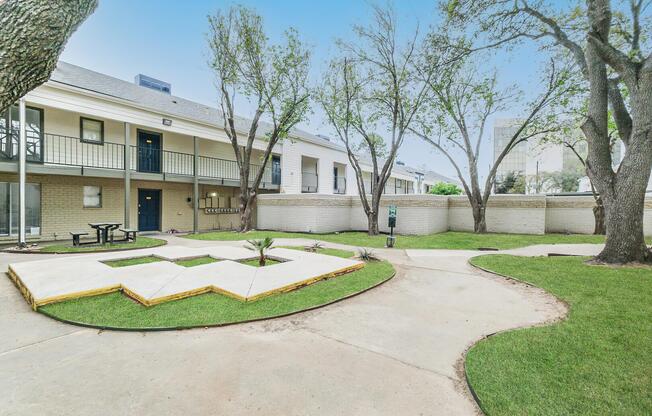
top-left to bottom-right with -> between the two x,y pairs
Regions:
8,245 -> 364,308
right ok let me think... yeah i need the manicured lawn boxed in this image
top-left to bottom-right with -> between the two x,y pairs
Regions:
40,237 -> 166,253
279,246 -> 355,258
103,255 -> 163,268
39,259 -> 393,329
175,256 -> 220,267
186,230 -> 606,250
467,255 -> 652,415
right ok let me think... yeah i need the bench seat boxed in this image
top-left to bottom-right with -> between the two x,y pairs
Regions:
69,231 -> 90,247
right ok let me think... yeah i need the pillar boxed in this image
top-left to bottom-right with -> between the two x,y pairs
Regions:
193,136 -> 199,233
124,122 -> 131,228
18,98 -> 26,247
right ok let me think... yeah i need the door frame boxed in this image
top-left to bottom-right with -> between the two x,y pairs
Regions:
137,188 -> 162,232
136,129 -> 163,173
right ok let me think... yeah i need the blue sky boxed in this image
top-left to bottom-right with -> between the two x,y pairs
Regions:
60,0 -> 547,178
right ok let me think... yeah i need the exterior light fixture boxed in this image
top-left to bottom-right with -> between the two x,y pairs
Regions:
162,118 -> 172,126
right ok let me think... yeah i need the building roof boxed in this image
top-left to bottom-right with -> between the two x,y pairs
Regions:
48,61 -> 454,183
49,61 -> 338,149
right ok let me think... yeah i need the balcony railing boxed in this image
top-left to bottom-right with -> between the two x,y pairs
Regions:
0,133 -> 276,185
302,172 -> 318,193
334,176 -> 346,194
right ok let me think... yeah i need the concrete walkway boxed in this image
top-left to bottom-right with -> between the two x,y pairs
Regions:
0,236 -> 600,416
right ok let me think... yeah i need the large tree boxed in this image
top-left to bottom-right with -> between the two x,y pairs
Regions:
208,5 -> 311,232
0,0 -> 97,112
445,0 -> 652,262
317,5 -> 434,235
411,55 -> 570,232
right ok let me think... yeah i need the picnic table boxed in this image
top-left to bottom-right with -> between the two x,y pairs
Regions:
88,222 -> 122,245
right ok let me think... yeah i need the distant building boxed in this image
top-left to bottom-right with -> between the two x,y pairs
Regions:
493,118 -> 628,195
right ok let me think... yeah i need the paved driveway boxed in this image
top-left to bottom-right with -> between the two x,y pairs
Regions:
0,238 -> 594,415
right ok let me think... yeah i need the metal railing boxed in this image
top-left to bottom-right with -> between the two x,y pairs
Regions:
129,146 -> 194,175
0,133 -> 278,185
302,172 -> 318,193
45,133 -> 125,169
334,176 -> 346,194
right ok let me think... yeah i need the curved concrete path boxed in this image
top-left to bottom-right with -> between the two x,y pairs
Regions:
0,236 -> 600,415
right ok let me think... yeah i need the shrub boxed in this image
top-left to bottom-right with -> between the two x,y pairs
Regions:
428,182 -> 462,195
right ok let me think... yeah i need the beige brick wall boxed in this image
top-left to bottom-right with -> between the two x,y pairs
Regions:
257,194 -> 449,235
258,193 -> 652,236
0,174 -> 249,242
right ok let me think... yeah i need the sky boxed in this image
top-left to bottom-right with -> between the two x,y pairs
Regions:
60,0 -> 549,180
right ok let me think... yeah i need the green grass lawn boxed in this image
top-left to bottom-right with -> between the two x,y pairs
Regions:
467,255 -> 652,415
39,254 -> 392,329
175,256 -> 221,267
40,236 -> 166,253
185,230 -> 607,250
278,246 -> 355,258
239,257 -> 282,267
103,255 -> 163,268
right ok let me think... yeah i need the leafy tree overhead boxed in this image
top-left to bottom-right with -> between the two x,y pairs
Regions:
208,5 -> 311,232
444,0 -> 652,263
428,182 -> 463,195
495,171 -> 526,194
411,50 -> 572,232
0,0 -> 97,112
317,5 -> 437,236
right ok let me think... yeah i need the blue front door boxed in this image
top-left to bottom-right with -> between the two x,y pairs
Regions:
137,130 -> 161,173
138,189 -> 161,231
271,156 -> 281,185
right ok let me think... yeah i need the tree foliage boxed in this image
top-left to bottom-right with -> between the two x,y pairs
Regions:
0,0 -> 97,112
411,46 -> 572,232
208,5 -> 311,231
317,5 -> 435,235
428,182 -> 463,195
441,0 -> 652,262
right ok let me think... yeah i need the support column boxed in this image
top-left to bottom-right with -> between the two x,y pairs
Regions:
193,136 -> 199,233
18,98 -> 26,247
124,122 -> 131,228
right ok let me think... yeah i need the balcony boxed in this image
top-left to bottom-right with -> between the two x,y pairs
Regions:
0,133 -> 276,186
301,172 -> 318,193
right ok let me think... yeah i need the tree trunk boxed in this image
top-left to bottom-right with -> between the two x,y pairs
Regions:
472,203 -> 487,233
0,0 -> 97,112
367,212 -> 379,236
595,115 -> 652,263
592,196 -> 606,235
598,190 -> 649,263
239,192 -> 255,232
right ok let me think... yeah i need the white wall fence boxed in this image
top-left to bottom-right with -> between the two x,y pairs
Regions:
256,194 -> 652,236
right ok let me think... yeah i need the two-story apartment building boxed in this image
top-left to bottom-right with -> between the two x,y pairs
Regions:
3,62 -> 448,244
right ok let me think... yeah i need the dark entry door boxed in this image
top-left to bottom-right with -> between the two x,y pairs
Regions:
271,155 -> 281,185
138,189 -> 161,231
137,130 -> 161,173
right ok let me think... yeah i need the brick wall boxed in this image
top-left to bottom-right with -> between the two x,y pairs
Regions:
257,193 -> 652,236
0,174 -> 248,242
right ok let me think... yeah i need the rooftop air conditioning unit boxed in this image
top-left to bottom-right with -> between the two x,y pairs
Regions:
135,74 -> 171,94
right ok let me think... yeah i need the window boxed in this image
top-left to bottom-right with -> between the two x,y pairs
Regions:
0,182 -> 40,236
80,117 -> 104,143
0,105 -> 43,161
83,186 -> 102,208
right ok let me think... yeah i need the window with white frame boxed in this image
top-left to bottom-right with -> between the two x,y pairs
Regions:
83,186 -> 102,208
80,117 -> 104,143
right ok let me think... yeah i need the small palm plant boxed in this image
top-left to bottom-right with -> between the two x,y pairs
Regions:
246,237 -> 274,266
307,241 -> 324,252
357,248 -> 379,262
